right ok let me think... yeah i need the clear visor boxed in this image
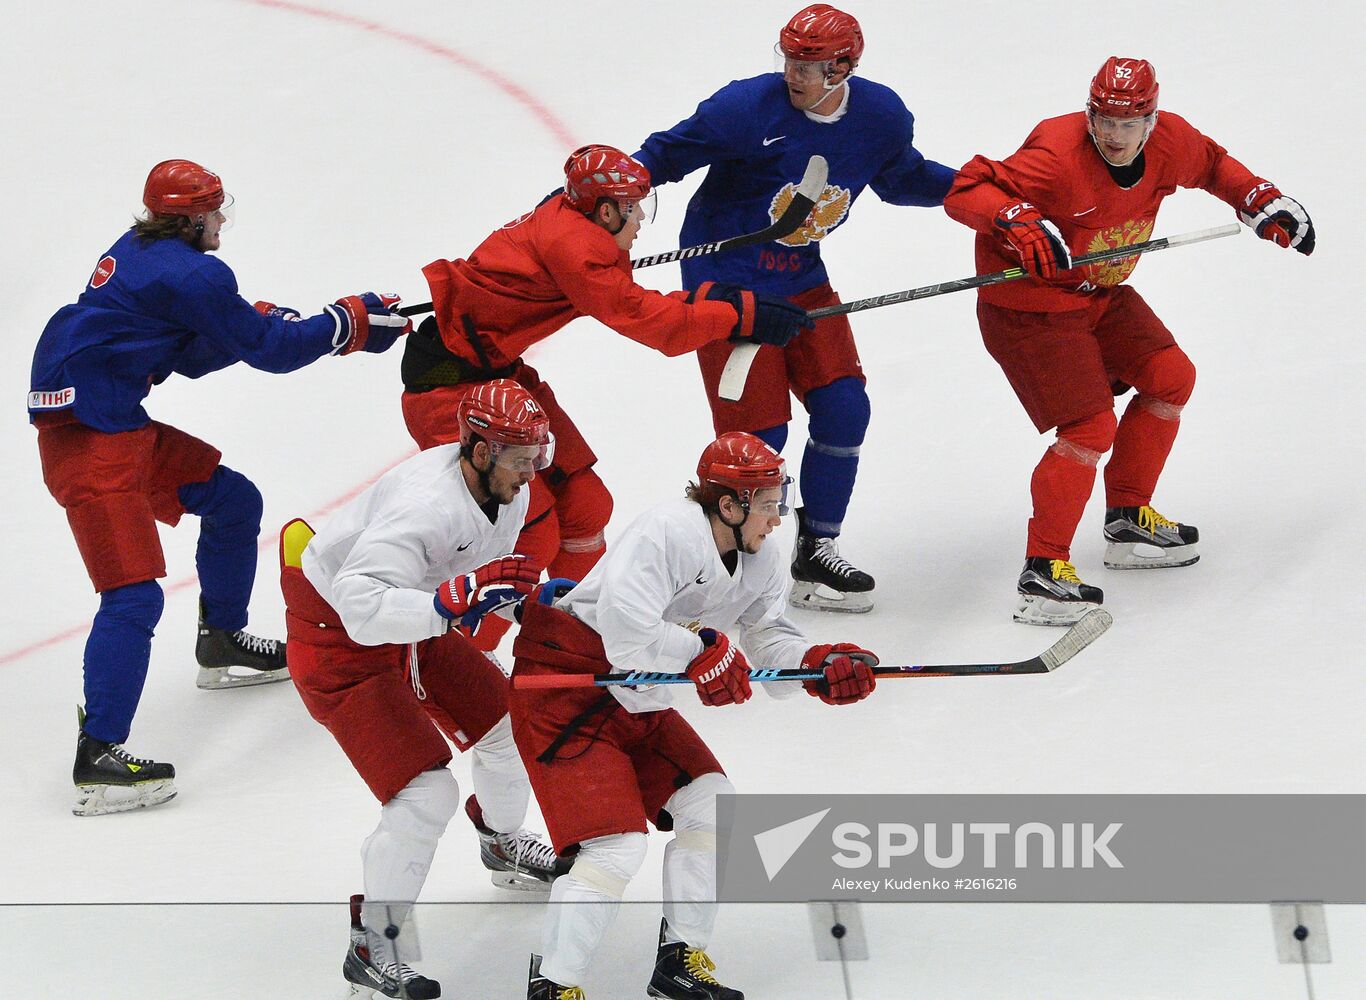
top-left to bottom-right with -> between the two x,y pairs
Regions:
193,193 -> 235,232
618,189 -> 657,225
488,433 -> 556,473
747,477 -> 792,518
1087,111 -> 1156,140
773,43 -> 838,86
217,193 -> 236,231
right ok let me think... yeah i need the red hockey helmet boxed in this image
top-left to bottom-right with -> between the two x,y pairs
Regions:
1087,57 -> 1159,119
458,379 -> 555,471
143,159 -> 225,216
563,144 -> 652,215
697,432 -> 790,514
778,4 -> 864,64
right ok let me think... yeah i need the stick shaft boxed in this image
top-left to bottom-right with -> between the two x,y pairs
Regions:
511,610 -> 1112,688
806,223 -> 1242,320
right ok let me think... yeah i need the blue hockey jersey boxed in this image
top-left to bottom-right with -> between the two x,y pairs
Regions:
29,229 -> 340,432
636,73 -> 956,297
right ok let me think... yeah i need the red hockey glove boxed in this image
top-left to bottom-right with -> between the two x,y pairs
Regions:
686,629 -> 753,707
802,643 -> 879,705
434,555 -> 540,635
1238,180 -> 1315,256
690,282 -> 814,347
994,202 -> 1073,280
327,292 -> 413,356
253,301 -> 301,320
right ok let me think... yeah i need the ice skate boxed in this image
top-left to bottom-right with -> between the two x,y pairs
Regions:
527,954 -> 586,999
466,795 -> 571,891
788,507 -> 874,614
343,894 -> 441,999
73,715 -> 176,817
195,598 -> 290,690
1103,505 -> 1199,569
1014,557 -> 1103,627
647,919 -> 744,1000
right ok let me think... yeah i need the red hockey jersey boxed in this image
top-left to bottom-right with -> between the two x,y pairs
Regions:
944,111 -> 1257,312
422,197 -> 737,367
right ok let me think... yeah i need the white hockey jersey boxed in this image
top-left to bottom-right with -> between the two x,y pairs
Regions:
301,444 -> 527,646
558,498 -> 808,712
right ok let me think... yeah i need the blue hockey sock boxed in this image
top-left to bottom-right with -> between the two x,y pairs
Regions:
751,423 -> 789,454
178,465 -> 262,633
800,378 -> 870,538
82,580 -> 165,745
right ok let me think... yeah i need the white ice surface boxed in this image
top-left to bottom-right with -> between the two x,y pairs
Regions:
2,1 -> 1362,997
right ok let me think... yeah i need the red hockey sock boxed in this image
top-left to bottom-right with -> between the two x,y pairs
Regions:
1026,411 -> 1115,560
1104,396 -> 1182,508
548,540 -> 605,583
1104,347 -> 1194,508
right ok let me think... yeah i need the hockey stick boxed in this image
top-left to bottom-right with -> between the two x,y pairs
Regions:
511,608 -> 1112,688
396,156 -> 829,318
716,222 -> 1242,400
630,155 -> 828,269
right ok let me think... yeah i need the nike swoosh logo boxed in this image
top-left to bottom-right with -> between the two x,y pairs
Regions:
762,136 -> 786,146
1072,207 -> 1098,217
695,574 -> 708,585
457,541 -> 473,551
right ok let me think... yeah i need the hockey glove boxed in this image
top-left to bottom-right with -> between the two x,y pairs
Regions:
994,202 -> 1073,280
1238,180 -> 1315,256
253,301 -> 301,321
326,292 -> 413,356
435,555 -> 541,636
801,643 -> 879,706
686,629 -> 753,707
515,577 -> 578,622
690,281 -> 813,348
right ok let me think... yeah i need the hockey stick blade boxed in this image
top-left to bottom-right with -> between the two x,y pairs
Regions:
510,609 -> 1113,689
716,342 -> 760,401
632,155 -> 828,269
805,223 -> 1241,321
398,157 -> 830,318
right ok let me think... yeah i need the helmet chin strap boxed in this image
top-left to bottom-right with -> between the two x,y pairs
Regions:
472,450 -> 497,502
719,501 -> 752,553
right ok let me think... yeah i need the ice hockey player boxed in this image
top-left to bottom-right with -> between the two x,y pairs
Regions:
400,144 -> 812,655
633,4 -> 957,613
509,432 -> 879,999
943,57 -> 1315,625
281,380 -> 573,999
29,159 -> 411,816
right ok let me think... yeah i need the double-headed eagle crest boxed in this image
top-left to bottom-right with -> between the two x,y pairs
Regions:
769,182 -> 852,247
1083,219 -> 1155,286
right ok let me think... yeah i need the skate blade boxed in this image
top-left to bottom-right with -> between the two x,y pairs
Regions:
73,779 -> 177,816
488,869 -> 554,892
343,983 -> 389,1000
789,581 -> 874,614
1104,540 -> 1199,570
196,664 -> 292,690
1014,594 -> 1101,627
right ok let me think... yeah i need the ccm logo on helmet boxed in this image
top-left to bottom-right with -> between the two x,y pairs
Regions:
89,255 -> 116,289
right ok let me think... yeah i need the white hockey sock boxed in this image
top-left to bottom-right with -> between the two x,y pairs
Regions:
361,768 -> 461,962
539,832 -> 647,985
661,772 -> 731,948
470,714 -> 531,834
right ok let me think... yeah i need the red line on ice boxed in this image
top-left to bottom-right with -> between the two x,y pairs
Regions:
241,0 -> 577,148
4,3 -> 576,666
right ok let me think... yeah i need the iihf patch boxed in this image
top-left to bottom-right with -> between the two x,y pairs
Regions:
89,255 -> 116,289
28,387 -> 76,410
